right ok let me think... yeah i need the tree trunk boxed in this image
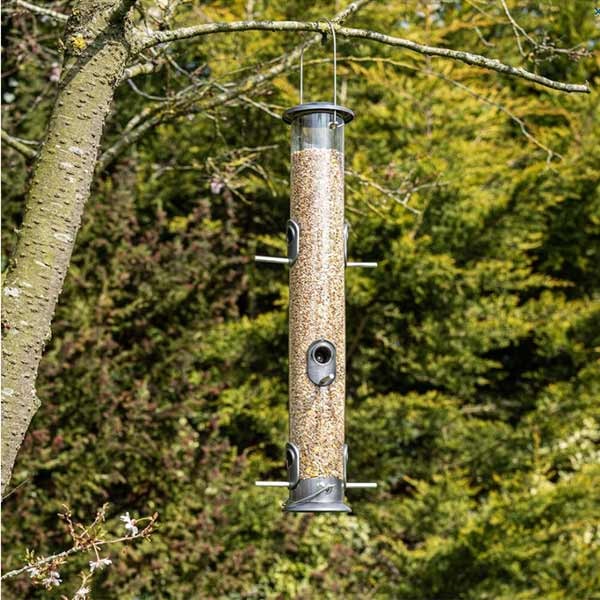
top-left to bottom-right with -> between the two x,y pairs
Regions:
1,0 -> 133,495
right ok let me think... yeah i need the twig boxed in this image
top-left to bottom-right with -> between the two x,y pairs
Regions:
2,547 -> 79,582
1,478 -> 29,501
212,82 -> 282,119
427,66 -> 560,162
500,0 -> 590,60
1,129 -> 39,159
126,78 -> 170,102
98,0 -> 373,170
1,518 -> 157,581
346,168 -> 423,215
474,26 -> 495,49
135,19 -> 590,93
329,56 -> 559,159
500,0 -> 527,56
121,61 -> 163,82
11,0 -> 68,22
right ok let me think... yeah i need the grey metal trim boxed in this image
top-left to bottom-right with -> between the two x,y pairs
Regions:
286,442 -> 301,489
282,102 -> 355,124
287,219 -> 300,265
284,477 -> 351,513
255,443 -> 377,507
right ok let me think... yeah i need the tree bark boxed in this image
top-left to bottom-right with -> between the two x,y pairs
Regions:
1,0 -> 134,495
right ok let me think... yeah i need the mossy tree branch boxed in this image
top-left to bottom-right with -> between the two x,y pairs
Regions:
135,19 -> 590,94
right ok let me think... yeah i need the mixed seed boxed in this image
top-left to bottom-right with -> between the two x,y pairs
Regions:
289,148 -> 346,480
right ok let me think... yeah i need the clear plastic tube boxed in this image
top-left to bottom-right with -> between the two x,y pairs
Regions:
290,112 -> 345,153
288,109 -> 347,480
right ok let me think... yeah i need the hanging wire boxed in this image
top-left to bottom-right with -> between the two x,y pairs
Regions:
323,18 -> 338,127
300,46 -> 304,104
298,19 -> 342,128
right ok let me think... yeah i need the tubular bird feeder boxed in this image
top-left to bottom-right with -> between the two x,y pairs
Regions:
255,26 -> 377,512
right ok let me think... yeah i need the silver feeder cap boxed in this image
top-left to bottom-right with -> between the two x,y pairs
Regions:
282,102 -> 355,125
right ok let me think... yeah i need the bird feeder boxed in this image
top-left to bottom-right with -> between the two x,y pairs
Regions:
255,25 -> 377,512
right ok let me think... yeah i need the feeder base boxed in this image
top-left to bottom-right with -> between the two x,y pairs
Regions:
284,477 -> 351,513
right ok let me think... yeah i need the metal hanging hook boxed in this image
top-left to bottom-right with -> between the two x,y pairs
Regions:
298,19 -> 341,128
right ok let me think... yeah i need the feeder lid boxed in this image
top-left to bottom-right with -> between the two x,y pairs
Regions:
282,102 -> 355,124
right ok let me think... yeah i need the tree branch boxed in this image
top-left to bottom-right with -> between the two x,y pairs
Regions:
0,529 -> 150,581
499,0 -> 589,61
1,510 -> 158,581
120,60 -> 163,83
500,0 -> 527,57
99,0 -> 372,170
1,547 -> 79,581
136,20 -> 590,94
346,168 -> 423,215
11,0 -> 68,22
328,55 -> 560,161
424,66 -> 560,162
1,129 -> 39,160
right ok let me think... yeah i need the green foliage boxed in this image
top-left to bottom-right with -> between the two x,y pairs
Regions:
2,1 -> 599,598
